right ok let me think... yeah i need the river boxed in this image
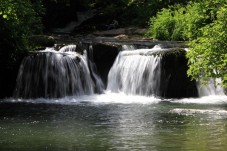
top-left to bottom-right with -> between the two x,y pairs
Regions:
1,93 -> 227,151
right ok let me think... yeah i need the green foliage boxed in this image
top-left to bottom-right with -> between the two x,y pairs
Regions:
88,0 -> 189,26
182,2 -> 207,40
147,0 -> 227,40
147,0 -> 227,87
0,0 -> 44,62
147,2 -> 210,41
147,8 -> 178,40
183,0 -> 226,40
187,4 -> 227,87
122,0 -> 189,26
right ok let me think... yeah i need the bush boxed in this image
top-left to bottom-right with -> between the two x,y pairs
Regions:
147,5 -> 188,41
0,0 -> 44,62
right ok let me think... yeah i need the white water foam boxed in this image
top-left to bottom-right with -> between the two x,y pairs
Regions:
122,45 -> 136,51
172,95 -> 227,105
7,91 -> 162,105
59,45 -> 77,52
197,78 -> 225,97
5,92 -> 227,105
170,108 -> 227,116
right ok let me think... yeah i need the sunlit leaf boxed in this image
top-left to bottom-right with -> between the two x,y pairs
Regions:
3,14 -> 7,19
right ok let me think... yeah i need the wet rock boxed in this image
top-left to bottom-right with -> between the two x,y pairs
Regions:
29,35 -> 56,49
94,28 -> 126,36
93,27 -> 147,37
91,43 -> 120,86
158,49 -> 198,98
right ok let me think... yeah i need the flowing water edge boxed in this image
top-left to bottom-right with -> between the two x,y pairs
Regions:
1,93 -> 227,151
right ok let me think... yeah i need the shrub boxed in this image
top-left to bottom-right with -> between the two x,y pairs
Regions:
147,8 -> 176,40
147,1 -> 212,41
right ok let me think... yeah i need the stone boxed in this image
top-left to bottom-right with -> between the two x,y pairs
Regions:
158,49 -> 198,98
93,28 -> 126,36
91,43 -> 120,86
29,35 -> 56,49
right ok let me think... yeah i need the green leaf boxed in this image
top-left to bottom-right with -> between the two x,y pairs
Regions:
3,14 -> 7,19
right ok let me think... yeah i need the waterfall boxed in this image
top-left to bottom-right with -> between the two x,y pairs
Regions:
59,44 -> 77,52
197,78 -> 225,96
107,45 -> 163,96
107,44 -> 224,98
107,44 -> 199,98
85,45 -> 105,93
14,46 -> 99,98
122,45 -> 135,51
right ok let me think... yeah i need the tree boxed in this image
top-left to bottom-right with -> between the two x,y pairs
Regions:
147,0 -> 227,87
147,1 -> 211,41
187,4 -> 227,87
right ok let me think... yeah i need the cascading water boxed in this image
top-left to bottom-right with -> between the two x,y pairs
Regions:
122,44 -> 135,51
86,45 -> 105,93
107,45 -> 163,96
197,78 -> 225,96
13,41 -> 225,99
59,44 -> 77,52
14,45 -> 100,98
107,44 -> 225,98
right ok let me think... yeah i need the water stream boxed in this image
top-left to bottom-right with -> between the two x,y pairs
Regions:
107,45 -> 162,96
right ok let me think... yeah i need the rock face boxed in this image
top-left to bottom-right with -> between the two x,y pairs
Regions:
158,49 -> 198,98
91,44 -> 120,86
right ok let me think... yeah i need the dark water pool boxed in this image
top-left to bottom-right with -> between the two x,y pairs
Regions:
1,94 -> 227,151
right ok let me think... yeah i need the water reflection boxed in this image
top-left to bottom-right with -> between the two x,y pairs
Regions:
0,95 -> 227,150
